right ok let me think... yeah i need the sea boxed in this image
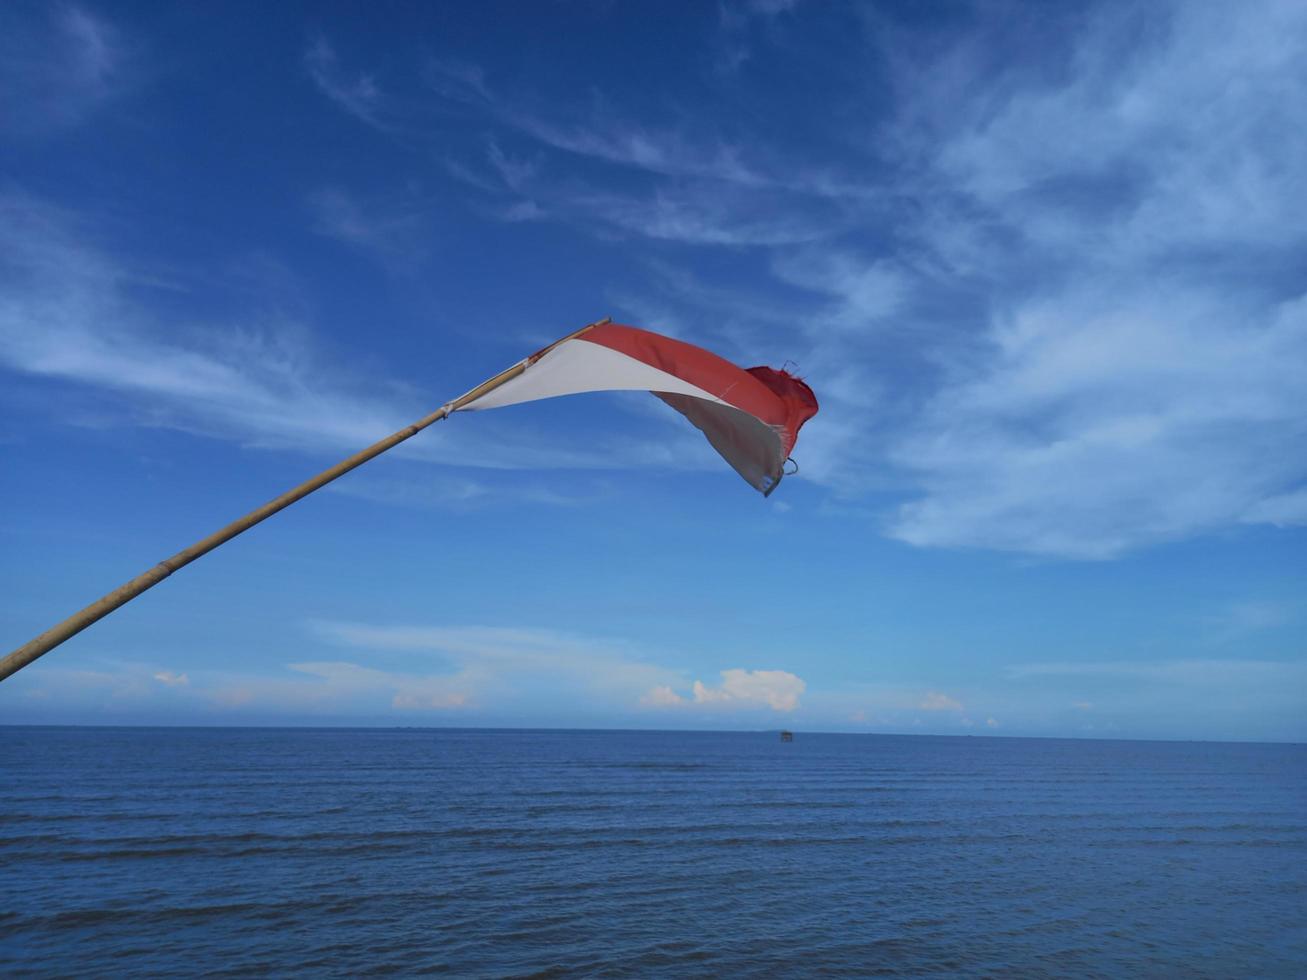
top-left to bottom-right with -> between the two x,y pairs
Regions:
1,728 -> 1304,977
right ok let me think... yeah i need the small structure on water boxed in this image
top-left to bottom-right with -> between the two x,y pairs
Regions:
780,730 -> 794,742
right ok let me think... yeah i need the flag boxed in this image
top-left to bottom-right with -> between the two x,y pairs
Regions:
454,323 -> 818,495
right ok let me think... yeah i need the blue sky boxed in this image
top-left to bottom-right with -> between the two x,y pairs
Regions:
1,0 -> 1304,740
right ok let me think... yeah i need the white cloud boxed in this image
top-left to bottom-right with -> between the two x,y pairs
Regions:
640,685 -> 687,708
919,690 -> 962,711
871,1 -> 1307,558
645,669 -> 806,712
152,670 -> 189,687
930,3 -> 1307,254
695,669 -> 806,711
885,286 -> 1307,558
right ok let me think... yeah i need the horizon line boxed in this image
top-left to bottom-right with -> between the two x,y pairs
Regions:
2,723 -> 1302,747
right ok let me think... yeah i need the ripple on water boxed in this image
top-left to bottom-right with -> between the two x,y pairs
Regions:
0,729 -> 1303,976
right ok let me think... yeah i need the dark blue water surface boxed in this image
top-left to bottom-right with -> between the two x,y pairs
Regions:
2,728 -> 1304,977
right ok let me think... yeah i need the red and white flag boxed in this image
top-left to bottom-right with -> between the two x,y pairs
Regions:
455,323 -> 818,495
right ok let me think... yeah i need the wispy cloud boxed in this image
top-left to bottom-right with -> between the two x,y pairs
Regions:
562,185 -> 835,246
870,3 -> 1307,558
7,623 -> 693,718
499,114 -> 771,189
884,283 -> 1307,559
313,621 -> 684,706
298,5 -> 1306,555
307,185 -> 432,263
304,37 -> 389,130
0,5 -> 132,135
426,58 -> 774,188
605,2 -> 1307,558
772,249 -> 909,334
15,3 -> 1306,561
418,54 -> 868,248
0,191 -> 412,450
0,191 -> 738,483
426,50 -> 877,210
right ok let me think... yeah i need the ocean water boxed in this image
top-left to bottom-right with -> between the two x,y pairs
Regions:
1,728 -> 1304,977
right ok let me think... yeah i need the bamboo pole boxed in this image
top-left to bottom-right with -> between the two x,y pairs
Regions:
0,318 -> 609,684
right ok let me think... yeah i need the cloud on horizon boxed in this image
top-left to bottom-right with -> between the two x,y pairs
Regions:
642,668 -> 807,712
919,691 -> 963,712
5,631 -> 1302,739
3,621 -> 812,722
